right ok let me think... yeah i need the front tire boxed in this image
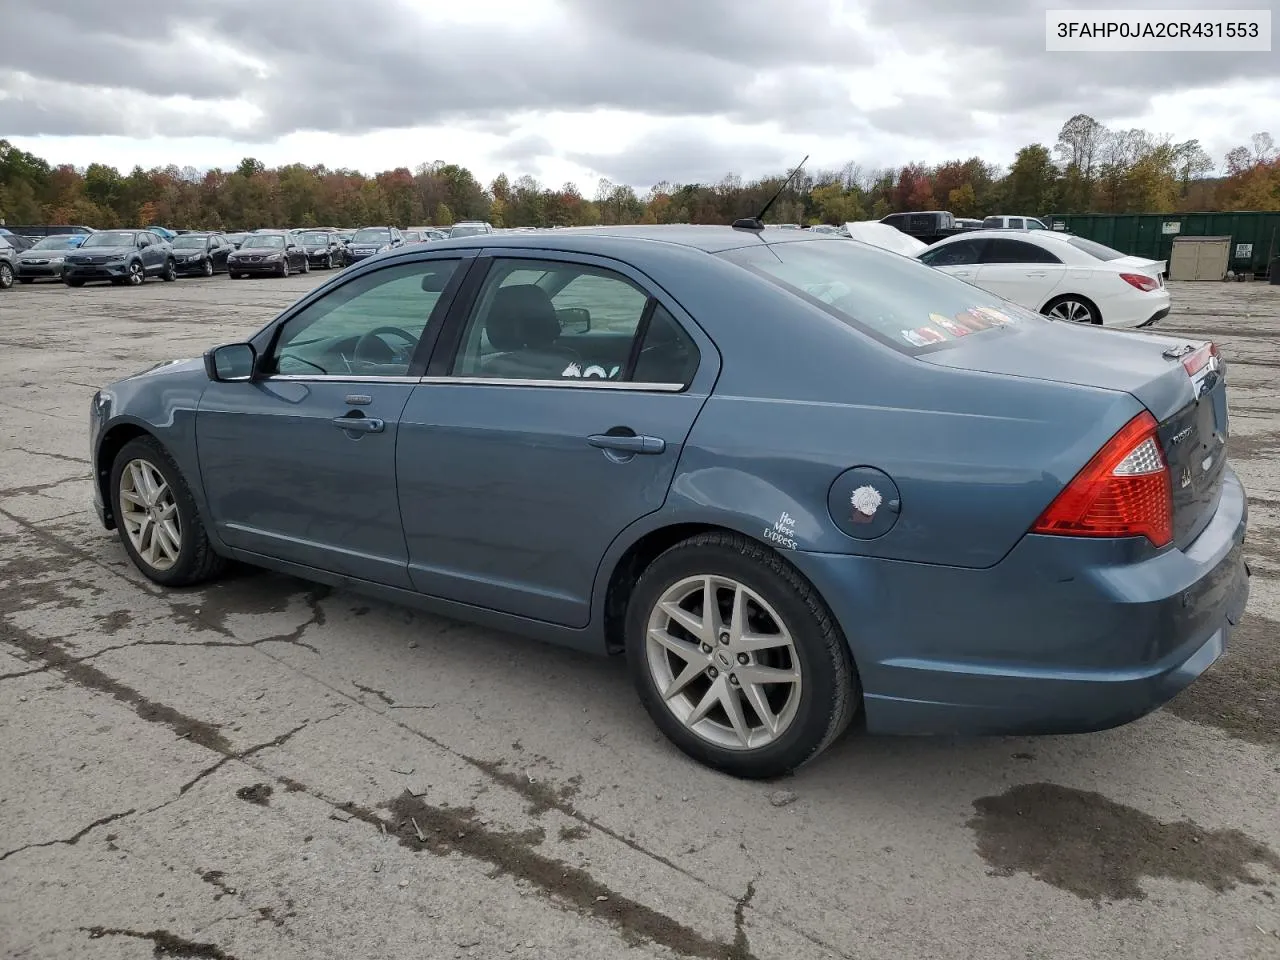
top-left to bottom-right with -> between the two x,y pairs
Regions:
109,436 -> 227,587
0,263 -> 14,288
300,257 -> 309,274
1043,294 -> 1100,324
280,259 -> 290,277
325,254 -> 333,270
202,258 -> 214,277
161,258 -> 178,282
127,260 -> 145,285
624,531 -> 859,779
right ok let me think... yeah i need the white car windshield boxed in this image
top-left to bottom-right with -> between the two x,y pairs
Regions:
1065,236 -> 1127,261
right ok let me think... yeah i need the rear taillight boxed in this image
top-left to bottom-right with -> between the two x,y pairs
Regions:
1031,411 -> 1172,547
1180,341 -> 1218,377
1120,272 -> 1160,292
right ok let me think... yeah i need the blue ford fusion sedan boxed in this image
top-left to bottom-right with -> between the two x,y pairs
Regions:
89,225 -> 1249,778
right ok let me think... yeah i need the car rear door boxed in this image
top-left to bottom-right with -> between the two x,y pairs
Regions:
973,238 -> 1066,308
396,250 -> 719,628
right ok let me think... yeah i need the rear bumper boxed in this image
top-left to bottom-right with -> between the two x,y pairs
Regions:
1100,287 -> 1172,328
1138,306 -> 1171,328
788,466 -> 1250,736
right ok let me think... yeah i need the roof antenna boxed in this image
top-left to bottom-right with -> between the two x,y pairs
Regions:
732,154 -> 809,231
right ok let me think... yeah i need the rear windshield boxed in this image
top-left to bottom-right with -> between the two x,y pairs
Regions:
1065,236 -> 1126,261
449,224 -> 487,238
719,238 -> 1035,353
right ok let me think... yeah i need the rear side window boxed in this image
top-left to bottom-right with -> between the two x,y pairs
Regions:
720,239 -> 1034,354
981,239 -> 1062,264
1009,218 -> 1026,229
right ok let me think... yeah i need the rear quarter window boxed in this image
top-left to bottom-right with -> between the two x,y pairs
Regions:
720,239 -> 1039,354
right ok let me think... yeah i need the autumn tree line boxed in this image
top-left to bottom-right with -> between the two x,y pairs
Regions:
1,115 -> 1277,233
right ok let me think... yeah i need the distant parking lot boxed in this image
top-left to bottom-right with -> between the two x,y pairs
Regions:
1,274 -> 1278,959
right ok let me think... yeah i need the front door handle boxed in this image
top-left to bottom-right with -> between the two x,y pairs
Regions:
332,415 -> 385,433
588,433 -> 665,455
1024,271 -> 1048,277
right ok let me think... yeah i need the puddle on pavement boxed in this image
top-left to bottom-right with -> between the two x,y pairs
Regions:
969,782 -> 1280,902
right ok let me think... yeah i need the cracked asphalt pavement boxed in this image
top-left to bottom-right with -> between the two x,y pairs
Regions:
2,275 -> 1279,959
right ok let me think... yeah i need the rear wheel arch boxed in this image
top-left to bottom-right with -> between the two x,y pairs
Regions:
1041,292 -> 1102,324
601,522 -> 841,656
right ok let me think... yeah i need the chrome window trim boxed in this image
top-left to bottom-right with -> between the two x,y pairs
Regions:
419,376 -> 686,392
264,374 -> 422,384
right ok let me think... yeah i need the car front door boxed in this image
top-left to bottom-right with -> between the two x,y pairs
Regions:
919,236 -> 987,282
973,238 -> 1065,308
195,255 -> 470,585
136,233 -> 159,274
396,252 -> 717,627
212,237 -> 231,270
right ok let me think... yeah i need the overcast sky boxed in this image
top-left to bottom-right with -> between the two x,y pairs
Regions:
1,0 -> 1276,191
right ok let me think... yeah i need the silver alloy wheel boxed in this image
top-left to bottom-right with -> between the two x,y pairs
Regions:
281,259 -> 290,277
326,254 -> 333,269
0,263 -> 12,287
1047,298 -> 1094,323
645,575 -> 802,750
118,458 -> 182,571
128,261 -> 144,285
202,258 -> 213,276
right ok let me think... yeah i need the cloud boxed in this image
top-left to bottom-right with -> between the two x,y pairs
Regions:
1,0 -> 1276,187
567,126 -> 794,188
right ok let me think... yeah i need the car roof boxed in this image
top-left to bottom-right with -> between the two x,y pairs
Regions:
422,224 -> 790,255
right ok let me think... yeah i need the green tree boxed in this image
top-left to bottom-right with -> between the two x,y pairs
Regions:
1004,144 -> 1058,214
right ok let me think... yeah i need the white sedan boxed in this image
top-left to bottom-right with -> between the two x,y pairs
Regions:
916,230 -> 1170,328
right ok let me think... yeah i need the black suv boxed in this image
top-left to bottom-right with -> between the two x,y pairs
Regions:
345,226 -> 404,263
0,236 -> 15,289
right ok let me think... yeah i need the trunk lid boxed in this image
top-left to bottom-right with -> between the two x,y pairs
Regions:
1110,255 -> 1166,285
922,321 -> 1228,548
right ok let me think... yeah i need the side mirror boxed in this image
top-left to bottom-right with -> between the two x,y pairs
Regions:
204,343 -> 257,382
556,307 -> 591,335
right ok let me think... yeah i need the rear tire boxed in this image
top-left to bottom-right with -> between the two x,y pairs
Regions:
624,531 -> 859,779
108,436 -> 227,587
1042,294 -> 1100,324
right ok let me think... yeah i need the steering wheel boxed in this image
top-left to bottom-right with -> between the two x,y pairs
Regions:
352,326 -> 419,367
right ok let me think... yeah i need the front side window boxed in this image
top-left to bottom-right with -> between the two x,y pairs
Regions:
721,238 -> 1035,353
449,258 -> 695,385
268,259 -> 461,378
1027,219 -> 1048,230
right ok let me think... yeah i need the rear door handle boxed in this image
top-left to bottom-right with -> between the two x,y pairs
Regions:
332,415 -> 385,433
588,433 -> 665,455
1024,271 -> 1048,277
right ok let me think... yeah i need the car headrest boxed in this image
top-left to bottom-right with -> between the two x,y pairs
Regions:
485,285 -> 561,351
